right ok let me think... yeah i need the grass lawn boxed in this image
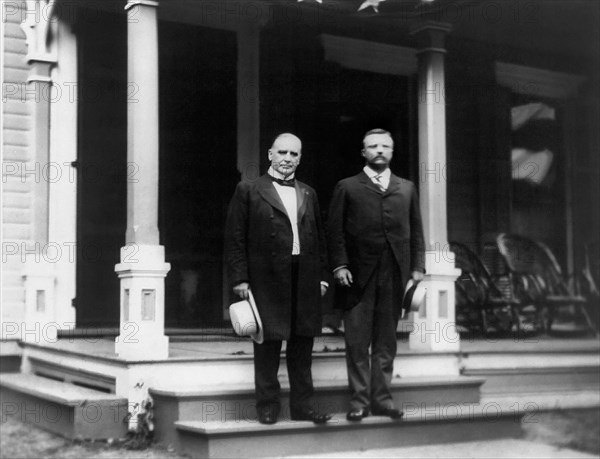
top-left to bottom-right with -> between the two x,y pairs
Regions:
0,418 -> 187,459
521,408 -> 600,456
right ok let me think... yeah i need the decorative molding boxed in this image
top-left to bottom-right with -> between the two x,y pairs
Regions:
26,60 -> 54,84
22,263 -> 57,342
21,0 -> 58,68
409,20 -> 452,36
125,0 -> 159,11
415,47 -> 447,55
495,62 -> 585,100
410,21 -> 452,54
320,34 -> 417,76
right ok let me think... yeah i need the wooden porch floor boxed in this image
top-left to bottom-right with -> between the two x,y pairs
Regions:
15,332 -> 599,363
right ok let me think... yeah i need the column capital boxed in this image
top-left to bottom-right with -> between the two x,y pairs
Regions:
410,21 -> 452,54
26,60 -> 54,84
21,0 -> 58,73
410,21 -> 452,35
125,0 -> 158,11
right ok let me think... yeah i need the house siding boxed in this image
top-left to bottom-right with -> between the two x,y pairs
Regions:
2,3 -> 33,332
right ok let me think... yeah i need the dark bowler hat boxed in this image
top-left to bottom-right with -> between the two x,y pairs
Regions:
402,279 -> 426,313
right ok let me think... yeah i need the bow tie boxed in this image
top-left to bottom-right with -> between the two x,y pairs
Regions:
271,177 -> 295,187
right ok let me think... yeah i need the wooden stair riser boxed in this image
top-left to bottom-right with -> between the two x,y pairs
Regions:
28,357 -> 116,393
0,355 -> 21,373
0,386 -> 128,439
20,343 -> 460,388
151,380 -> 483,446
465,367 -> 600,395
175,414 -> 523,459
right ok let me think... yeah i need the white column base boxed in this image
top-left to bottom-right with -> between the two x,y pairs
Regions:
114,245 -> 170,360
408,251 -> 461,353
22,256 -> 58,344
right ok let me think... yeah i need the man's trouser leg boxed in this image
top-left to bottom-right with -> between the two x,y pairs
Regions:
254,340 -> 283,417
286,334 -> 315,414
344,277 -> 376,411
371,246 -> 401,410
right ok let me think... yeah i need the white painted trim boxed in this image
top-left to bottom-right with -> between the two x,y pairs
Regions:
410,21 -> 452,35
125,0 -> 159,11
415,47 -> 447,55
26,55 -> 57,65
18,15 -> 79,336
25,75 -> 52,83
410,25 -> 459,354
21,0 -> 58,64
495,62 -> 585,100
22,263 -> 58,342
320,34 -> 417,76
48,18 -> 77,328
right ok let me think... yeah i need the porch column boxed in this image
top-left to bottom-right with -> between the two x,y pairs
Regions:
19,0 -> 59,342
115,0 -> 170,360
409,22 -> 460,352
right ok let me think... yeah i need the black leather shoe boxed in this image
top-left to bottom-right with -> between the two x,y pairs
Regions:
372,407 -> 404,419
258,412 -> 278,425
346,408 -> 369,421
290,409 -> 332,424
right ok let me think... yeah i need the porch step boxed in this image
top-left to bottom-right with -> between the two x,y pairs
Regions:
150,375 -> 485,447
0,373 -> 129,440
173,402 -> 523,458
0,340 -> 22,373
28,356 -> 116,393
465,365 -> 600,395
459,342 -> 600,396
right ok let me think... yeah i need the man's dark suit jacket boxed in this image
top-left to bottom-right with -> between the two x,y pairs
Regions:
224,174 -> 328,340
327,171 -> 425,311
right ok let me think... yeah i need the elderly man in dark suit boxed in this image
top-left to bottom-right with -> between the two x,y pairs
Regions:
327,128 -> 425,422
224,133 -> 331,425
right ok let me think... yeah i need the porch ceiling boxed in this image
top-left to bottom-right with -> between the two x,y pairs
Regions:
80,0 -> 598,63
283,0 -> 599,61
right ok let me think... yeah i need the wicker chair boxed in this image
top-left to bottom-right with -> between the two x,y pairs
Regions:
580,241 -> 599,298
496,233 -> 598,336
450,242 -> 522,334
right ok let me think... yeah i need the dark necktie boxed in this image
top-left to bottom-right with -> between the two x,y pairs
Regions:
272,176 -> 295,187
373,175 -> 386,192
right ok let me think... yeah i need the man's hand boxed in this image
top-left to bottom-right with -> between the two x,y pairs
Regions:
320,283 -> 328,297
411,271 -> 424,282
334,268 -> 353,287
233,282 -> 250,300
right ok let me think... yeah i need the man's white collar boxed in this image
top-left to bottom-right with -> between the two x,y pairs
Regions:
363,166 -> 390,180
268,166 -> 295,181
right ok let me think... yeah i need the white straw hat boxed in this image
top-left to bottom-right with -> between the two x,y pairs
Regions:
402,279 -> 426,313
229,289 -> 264,344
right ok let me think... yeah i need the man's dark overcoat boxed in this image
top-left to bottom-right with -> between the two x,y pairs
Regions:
327,171 -> 425,311
225,174 -> 328,340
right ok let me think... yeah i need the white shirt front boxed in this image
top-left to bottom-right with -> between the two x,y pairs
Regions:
363,165 -> 391,191
268,167 -> 300,255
